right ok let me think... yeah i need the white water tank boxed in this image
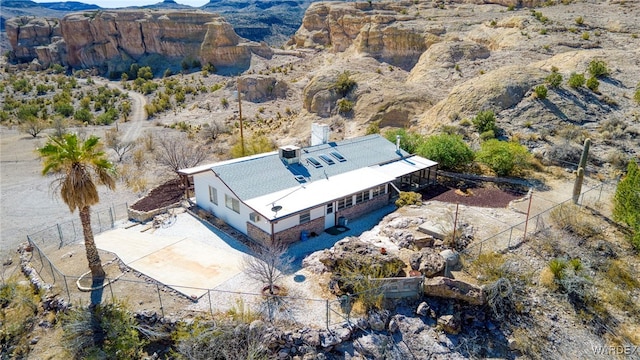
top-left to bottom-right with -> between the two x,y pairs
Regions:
311,123 -> 330,146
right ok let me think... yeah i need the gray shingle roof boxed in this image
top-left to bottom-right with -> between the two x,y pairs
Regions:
212,134 -> 409,200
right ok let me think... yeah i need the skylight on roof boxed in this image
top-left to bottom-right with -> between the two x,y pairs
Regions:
318,154 -> 335,165
307,157 -> 323,168
294,175 -> 306,183
330,151 -> 347,162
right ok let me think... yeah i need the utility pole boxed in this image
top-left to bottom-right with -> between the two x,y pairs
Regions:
237,77 -> 245,157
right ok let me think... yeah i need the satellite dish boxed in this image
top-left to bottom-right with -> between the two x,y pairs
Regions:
271,205 -> 282,212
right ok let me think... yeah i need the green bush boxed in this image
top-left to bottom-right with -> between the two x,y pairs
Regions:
395,191 -> 422,207
480,130 -> 496,141
472,110 -> 498,134
613,160 -> 640,250
476,139 -> 531,176
231,134 -> 275,158
384,128 -> 425,154
588,59 -> 609,78
417,134 -> 474,170
546,71 -> 563,88
365,121 -> 380,135
534,84 -> 548,99
17,104 -> 40,122
586,76 -> 599,92
635,85 -> 640,104
54,102 -> 74,117
74,108 -> 93,122
337,98 -> 353,114
61,301 -> 146,360
333,71 -> 356,97
567,72 -> 585,89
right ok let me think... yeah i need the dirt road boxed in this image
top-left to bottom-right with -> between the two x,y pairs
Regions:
89,79 -> 148,142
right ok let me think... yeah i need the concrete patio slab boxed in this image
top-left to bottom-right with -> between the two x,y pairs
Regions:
95,225 -> 244,299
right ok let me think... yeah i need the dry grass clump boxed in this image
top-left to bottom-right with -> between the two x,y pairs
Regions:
463,252 -> 506,284
549,203 -> 602,239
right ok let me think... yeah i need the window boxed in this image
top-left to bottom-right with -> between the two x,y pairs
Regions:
337,196 -> 353,210
327,202 -> 333,214
209,186 -> 218,205
355,191 -> 370,204
250,212 -> 260,222
225,194 -> 240,213
372,185 -> 386,198
300,211 -> 310,224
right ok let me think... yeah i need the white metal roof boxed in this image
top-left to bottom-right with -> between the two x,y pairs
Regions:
245,167 -> 396,220
373,155 -> 437,178
244,155 -> 437,220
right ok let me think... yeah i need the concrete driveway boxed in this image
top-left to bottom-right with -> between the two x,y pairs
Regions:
95,212 -> 249,299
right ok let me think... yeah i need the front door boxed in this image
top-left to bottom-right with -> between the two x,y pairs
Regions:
325,202 -> 335,228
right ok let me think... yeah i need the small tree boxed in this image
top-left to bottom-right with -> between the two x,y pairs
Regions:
104,128 -> 135,162
476,139 -> 532,176
155,133 -> 208,175
20,117 -> 48,138
613,160 -> 640,249
417,133 -> 474,170
383,128 -> 425,154
546,71 -> 563,88
533,84 -> 548,99
586,77 -> 599,92
472,110 -> 498,134
230,134 -> 275,158
243,241 -> 293,295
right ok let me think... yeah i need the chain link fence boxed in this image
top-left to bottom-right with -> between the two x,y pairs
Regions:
461,181 -> 614,259
24,180 -> 615,329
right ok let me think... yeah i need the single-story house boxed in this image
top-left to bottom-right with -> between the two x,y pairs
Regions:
179,133 -> 438,245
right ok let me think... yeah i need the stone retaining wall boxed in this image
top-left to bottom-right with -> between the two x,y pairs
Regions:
127,202 -> 181,223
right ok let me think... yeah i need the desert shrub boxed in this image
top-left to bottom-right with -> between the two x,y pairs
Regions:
95,108 -> 119,125
220,97 -> 229,109
472,110 -> 498,134
416,134 -> 474,170
557,124 -> 588,143
634,83 -> 640,104
480,129 -> 496,141
395,191 -> 421,207
54,102 -> 74,117
333,71 -> 356,97
230,134 -> 275,158
586,76 -> 599,92
171,317 -> 266,360
337,98 -> 354,114
549,203 -> 602,238
60,301 -> 146,360
137,66 -> 153,80
568,73 -> 585,88
366,121 -> 380,135
613,160 -> 640,249
464,252 -> 506,284
74,108 -> 93,122
575,16 -> 584,25
16,104 -> 40,122
548,258 -> 567,280
384,128 -> 425,153
334,260 -> 404,311
0,276 -> 41,358
582,32 -> 590,40
545,71 -> 563,88
484,278 -> 518,321
476,139 -> 532,176
533,84 -> 548,99
605,260 -> 639,290
588,59 -> 609,78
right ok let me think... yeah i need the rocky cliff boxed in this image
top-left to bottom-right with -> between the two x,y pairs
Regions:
289,0 -> 548,70
6,10 -> 273,74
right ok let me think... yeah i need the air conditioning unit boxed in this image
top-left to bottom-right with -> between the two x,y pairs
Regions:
250,212 -> 261,222
279,146 -> 301,165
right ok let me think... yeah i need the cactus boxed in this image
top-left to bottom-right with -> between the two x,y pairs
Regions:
572,138 -> 591,204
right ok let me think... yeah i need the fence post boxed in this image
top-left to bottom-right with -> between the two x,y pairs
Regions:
208,290 -> 213,316
478,242 -> 483,257
508,228 -> 513,248
57,223 -> 64,248
49,260 -> 56,284
63,275 -> 71,302
326,300 -> 330,330
109,281 -> 115,303
156,284 -> 164,317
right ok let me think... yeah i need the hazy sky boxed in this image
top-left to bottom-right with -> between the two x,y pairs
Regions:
33,0 -> 210,8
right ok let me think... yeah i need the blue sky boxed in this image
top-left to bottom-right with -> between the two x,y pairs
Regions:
33,0 -> 209,8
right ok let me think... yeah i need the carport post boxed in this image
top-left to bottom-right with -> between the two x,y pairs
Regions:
156,284 -> 164,317
208,290 -> 213,316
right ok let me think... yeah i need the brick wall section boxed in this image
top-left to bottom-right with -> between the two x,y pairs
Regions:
336,194 -> 390,223
274,216 -> 325,245
247,222 -> 271,246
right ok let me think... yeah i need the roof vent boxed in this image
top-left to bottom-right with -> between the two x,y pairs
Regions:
294,175 -> 306,183
279,145 -> 301,165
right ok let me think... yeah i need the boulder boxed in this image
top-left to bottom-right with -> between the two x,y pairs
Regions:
409,248 -> 445,277
416,301 -> 433,318
317,238 -> 405,276
437,314 -> 461,335
367,309 -> 390,332
239,75 -> 288,103
423,277 -> 485,305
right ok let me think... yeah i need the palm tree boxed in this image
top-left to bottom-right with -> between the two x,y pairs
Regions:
38,133 -> 116,280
